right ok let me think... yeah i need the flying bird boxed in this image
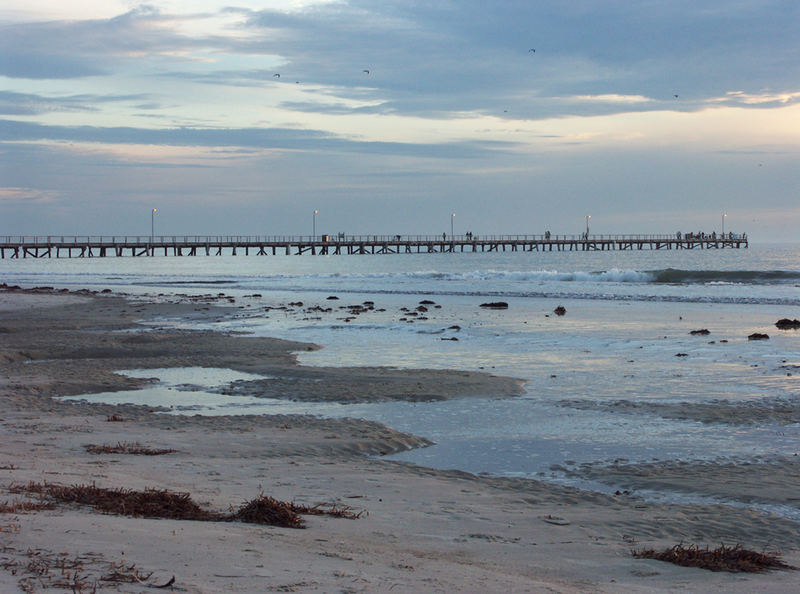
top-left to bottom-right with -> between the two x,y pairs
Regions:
528,48 -> 535,53
363,69 -> 370,74
673,94 -> 679,98
273,73 -> 280,78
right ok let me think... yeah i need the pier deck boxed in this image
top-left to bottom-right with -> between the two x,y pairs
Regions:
0,233 -> 748,259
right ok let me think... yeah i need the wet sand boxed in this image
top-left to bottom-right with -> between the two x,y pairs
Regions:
560,397 -> 800,426
1,287 -> 798,592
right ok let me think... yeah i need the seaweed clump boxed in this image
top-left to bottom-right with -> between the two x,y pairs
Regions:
12,482 -> 219,521
632,543 -> 796,573
231,495 -> 304,528
84,442 -> 177,455
8,482 -> 364,530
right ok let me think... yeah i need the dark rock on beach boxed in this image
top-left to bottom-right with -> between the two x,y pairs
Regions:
775,318 -> 800,330
748,333 -> 770,341
480,302 -> 508,309
689,329 -> 710,335
553,306 -> 566,316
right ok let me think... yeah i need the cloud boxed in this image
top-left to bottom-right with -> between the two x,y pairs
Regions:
567,94 -> 654,104
0,91 -> 149,115
708,90 -> 800,106
1,2 -> 799,239
0,118 -> 517,159
0,186 -> 59,203
0,5 -> 247,80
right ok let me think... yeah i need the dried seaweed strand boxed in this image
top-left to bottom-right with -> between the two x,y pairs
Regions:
632,543 -> 796,573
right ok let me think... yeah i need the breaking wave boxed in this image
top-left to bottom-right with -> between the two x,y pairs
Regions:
231,268 -> 800,285
650,268 -> 800,284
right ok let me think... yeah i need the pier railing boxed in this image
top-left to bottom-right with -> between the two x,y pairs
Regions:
0,232 -> 748,258
0,233 -> 747,245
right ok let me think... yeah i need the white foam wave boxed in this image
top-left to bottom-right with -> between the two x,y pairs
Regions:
248,268 -> 656,283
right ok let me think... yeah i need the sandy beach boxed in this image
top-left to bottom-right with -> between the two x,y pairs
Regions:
1,287 -> 798,592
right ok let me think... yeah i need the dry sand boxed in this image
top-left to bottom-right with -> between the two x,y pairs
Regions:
1,288 -> 798,592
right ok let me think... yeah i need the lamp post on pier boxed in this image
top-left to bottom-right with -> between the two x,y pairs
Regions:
313,209 -> 318,239
585,214 -> 591,238
451,212 -> 455,238
722,212 -> 727,237
151,208 -> 157,242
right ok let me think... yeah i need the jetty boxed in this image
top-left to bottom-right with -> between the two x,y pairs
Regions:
0,233 -> 747,259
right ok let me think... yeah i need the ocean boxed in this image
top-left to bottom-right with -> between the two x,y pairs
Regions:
3,243 -> 799,514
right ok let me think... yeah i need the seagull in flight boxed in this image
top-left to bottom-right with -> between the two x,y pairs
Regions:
273,73 -> 280,78
363,69 -> 370,74
528,48 -> 535,53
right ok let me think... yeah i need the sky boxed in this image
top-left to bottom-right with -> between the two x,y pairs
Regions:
1,1 -> 799,240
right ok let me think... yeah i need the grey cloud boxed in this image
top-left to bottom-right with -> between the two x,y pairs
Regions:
0,91 -> 151,116
0,6 -> 212,80
0,119 -> 516,159
0,51 -> 106,79
235,0 -> 800,116
5,2 -> 798,116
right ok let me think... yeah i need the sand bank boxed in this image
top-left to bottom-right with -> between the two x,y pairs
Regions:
564,457 -> 800,511
560,397 -> 800,426
1,288 -> 798,592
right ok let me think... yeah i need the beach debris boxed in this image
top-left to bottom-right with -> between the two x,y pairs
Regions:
748,333 -> 770,340
775,318 -> 800,329
0,499 -> 56,514
441,337 -> 459,341
540,514 -> 570,525
106,414 -> 125,422
153,575 -> 176,588
84,442 -> 178,455
480,301 -> 509,309
11,482 -> 218,521
675,353 -> 688,357
326,295 -> 339,300
0,548 -> 158,591
419,300 -> 436,305
632,543 -> 797,573
289,500 -> 365,520
232,495 -> 304,528
689,329 -> 710,335
8,482 -> 364,529
553,305 -> 567,316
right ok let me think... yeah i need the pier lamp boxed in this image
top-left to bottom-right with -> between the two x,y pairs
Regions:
151,208 -> 157,241
722,212 -> 727,236
451,212 -> 455,237
313,209 -> 318,238
585,215 -> 591,237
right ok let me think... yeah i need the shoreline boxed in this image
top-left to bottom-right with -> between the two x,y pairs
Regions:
1,286 -> 799,592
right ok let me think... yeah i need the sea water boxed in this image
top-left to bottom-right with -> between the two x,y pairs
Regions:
3,243 -> 799,506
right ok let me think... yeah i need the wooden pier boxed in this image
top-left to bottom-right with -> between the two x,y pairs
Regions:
0,233 -> 748,259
